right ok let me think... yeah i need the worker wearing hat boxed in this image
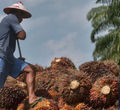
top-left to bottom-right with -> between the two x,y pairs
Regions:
0,1 -> 42,107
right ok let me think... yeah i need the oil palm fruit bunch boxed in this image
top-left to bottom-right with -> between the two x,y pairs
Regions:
35,67 -> 72,104
90,75 -> 118,109
79,61 -> 113,82
75,103 -> 92,110
103,60 -> 120,76
0,87 -> 26,109
61,70 -> 92,105
29,99 -> 59,110
51,57 -> 76,70
35,65 -> 74,92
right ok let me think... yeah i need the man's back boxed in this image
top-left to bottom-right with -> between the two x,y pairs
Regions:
0,14 -> 23,63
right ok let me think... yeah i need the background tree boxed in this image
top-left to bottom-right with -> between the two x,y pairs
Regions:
87,0 -> 120,64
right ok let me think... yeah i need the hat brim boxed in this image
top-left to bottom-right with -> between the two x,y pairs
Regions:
3,7 -> 32,18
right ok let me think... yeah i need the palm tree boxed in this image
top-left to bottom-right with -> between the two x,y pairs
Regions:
87,0 -> 120,64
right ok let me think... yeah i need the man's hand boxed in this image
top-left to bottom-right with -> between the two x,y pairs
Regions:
17,30 -> 26,40
18,57 -> 25,61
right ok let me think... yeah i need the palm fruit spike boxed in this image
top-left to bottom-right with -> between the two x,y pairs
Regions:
79,61 -> 113,82
90,75 -> 118,108
61,70 -> 92,105
0,87 -> 26,109
29,99 -> 59,110
75,103 -> 92,110
51,57 -> 76,70
103,60 -> 120,76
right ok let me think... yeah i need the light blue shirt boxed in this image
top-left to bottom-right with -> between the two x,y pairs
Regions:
0,14 -> 23,63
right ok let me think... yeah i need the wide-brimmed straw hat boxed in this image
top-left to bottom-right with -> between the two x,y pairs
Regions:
3,1 -> 32,18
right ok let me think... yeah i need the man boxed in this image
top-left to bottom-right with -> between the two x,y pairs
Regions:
0,1 -> 41,107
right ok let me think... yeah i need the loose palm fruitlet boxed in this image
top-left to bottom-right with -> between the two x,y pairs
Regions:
51,57 -> 76,70
79,61 -> 113,82
60,104 -> 74,110
29,99 -> 59,110
90,75 -> 118,108
61,71 -> 92,105
103,60 -> 120,76
0,87 -> 26,109
75,103 -> 92,110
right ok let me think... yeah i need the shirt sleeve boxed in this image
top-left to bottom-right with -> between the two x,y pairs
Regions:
7,14 -> 23,34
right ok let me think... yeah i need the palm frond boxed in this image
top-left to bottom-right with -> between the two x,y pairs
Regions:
87,6 -> 108,21
90,19 -> 114,42
96,0 -> 112,4
93,28 -> 120,63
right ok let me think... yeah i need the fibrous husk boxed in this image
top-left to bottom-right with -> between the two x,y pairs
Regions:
0,87 -> 26,109
75,103 -> 92,110
103,60 -> 120,76
51,57 -> 76,70
90,75 -> 118,108
61,70 -> 92,105
79,61 -> 113,82
30,99 -> 59,110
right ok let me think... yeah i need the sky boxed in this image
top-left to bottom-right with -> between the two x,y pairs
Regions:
0,0 -> 97,68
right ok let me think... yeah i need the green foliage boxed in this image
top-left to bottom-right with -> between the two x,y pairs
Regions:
87,0 -> 120,64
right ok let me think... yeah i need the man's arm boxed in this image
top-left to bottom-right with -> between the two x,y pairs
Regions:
17,30 -> 26,40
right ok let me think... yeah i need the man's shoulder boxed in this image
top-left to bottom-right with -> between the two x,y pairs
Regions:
2,14 -> 17,23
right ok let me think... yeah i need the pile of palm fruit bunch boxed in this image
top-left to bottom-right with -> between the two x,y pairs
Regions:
2,57 -> 119,110
0,87 -> 26,110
